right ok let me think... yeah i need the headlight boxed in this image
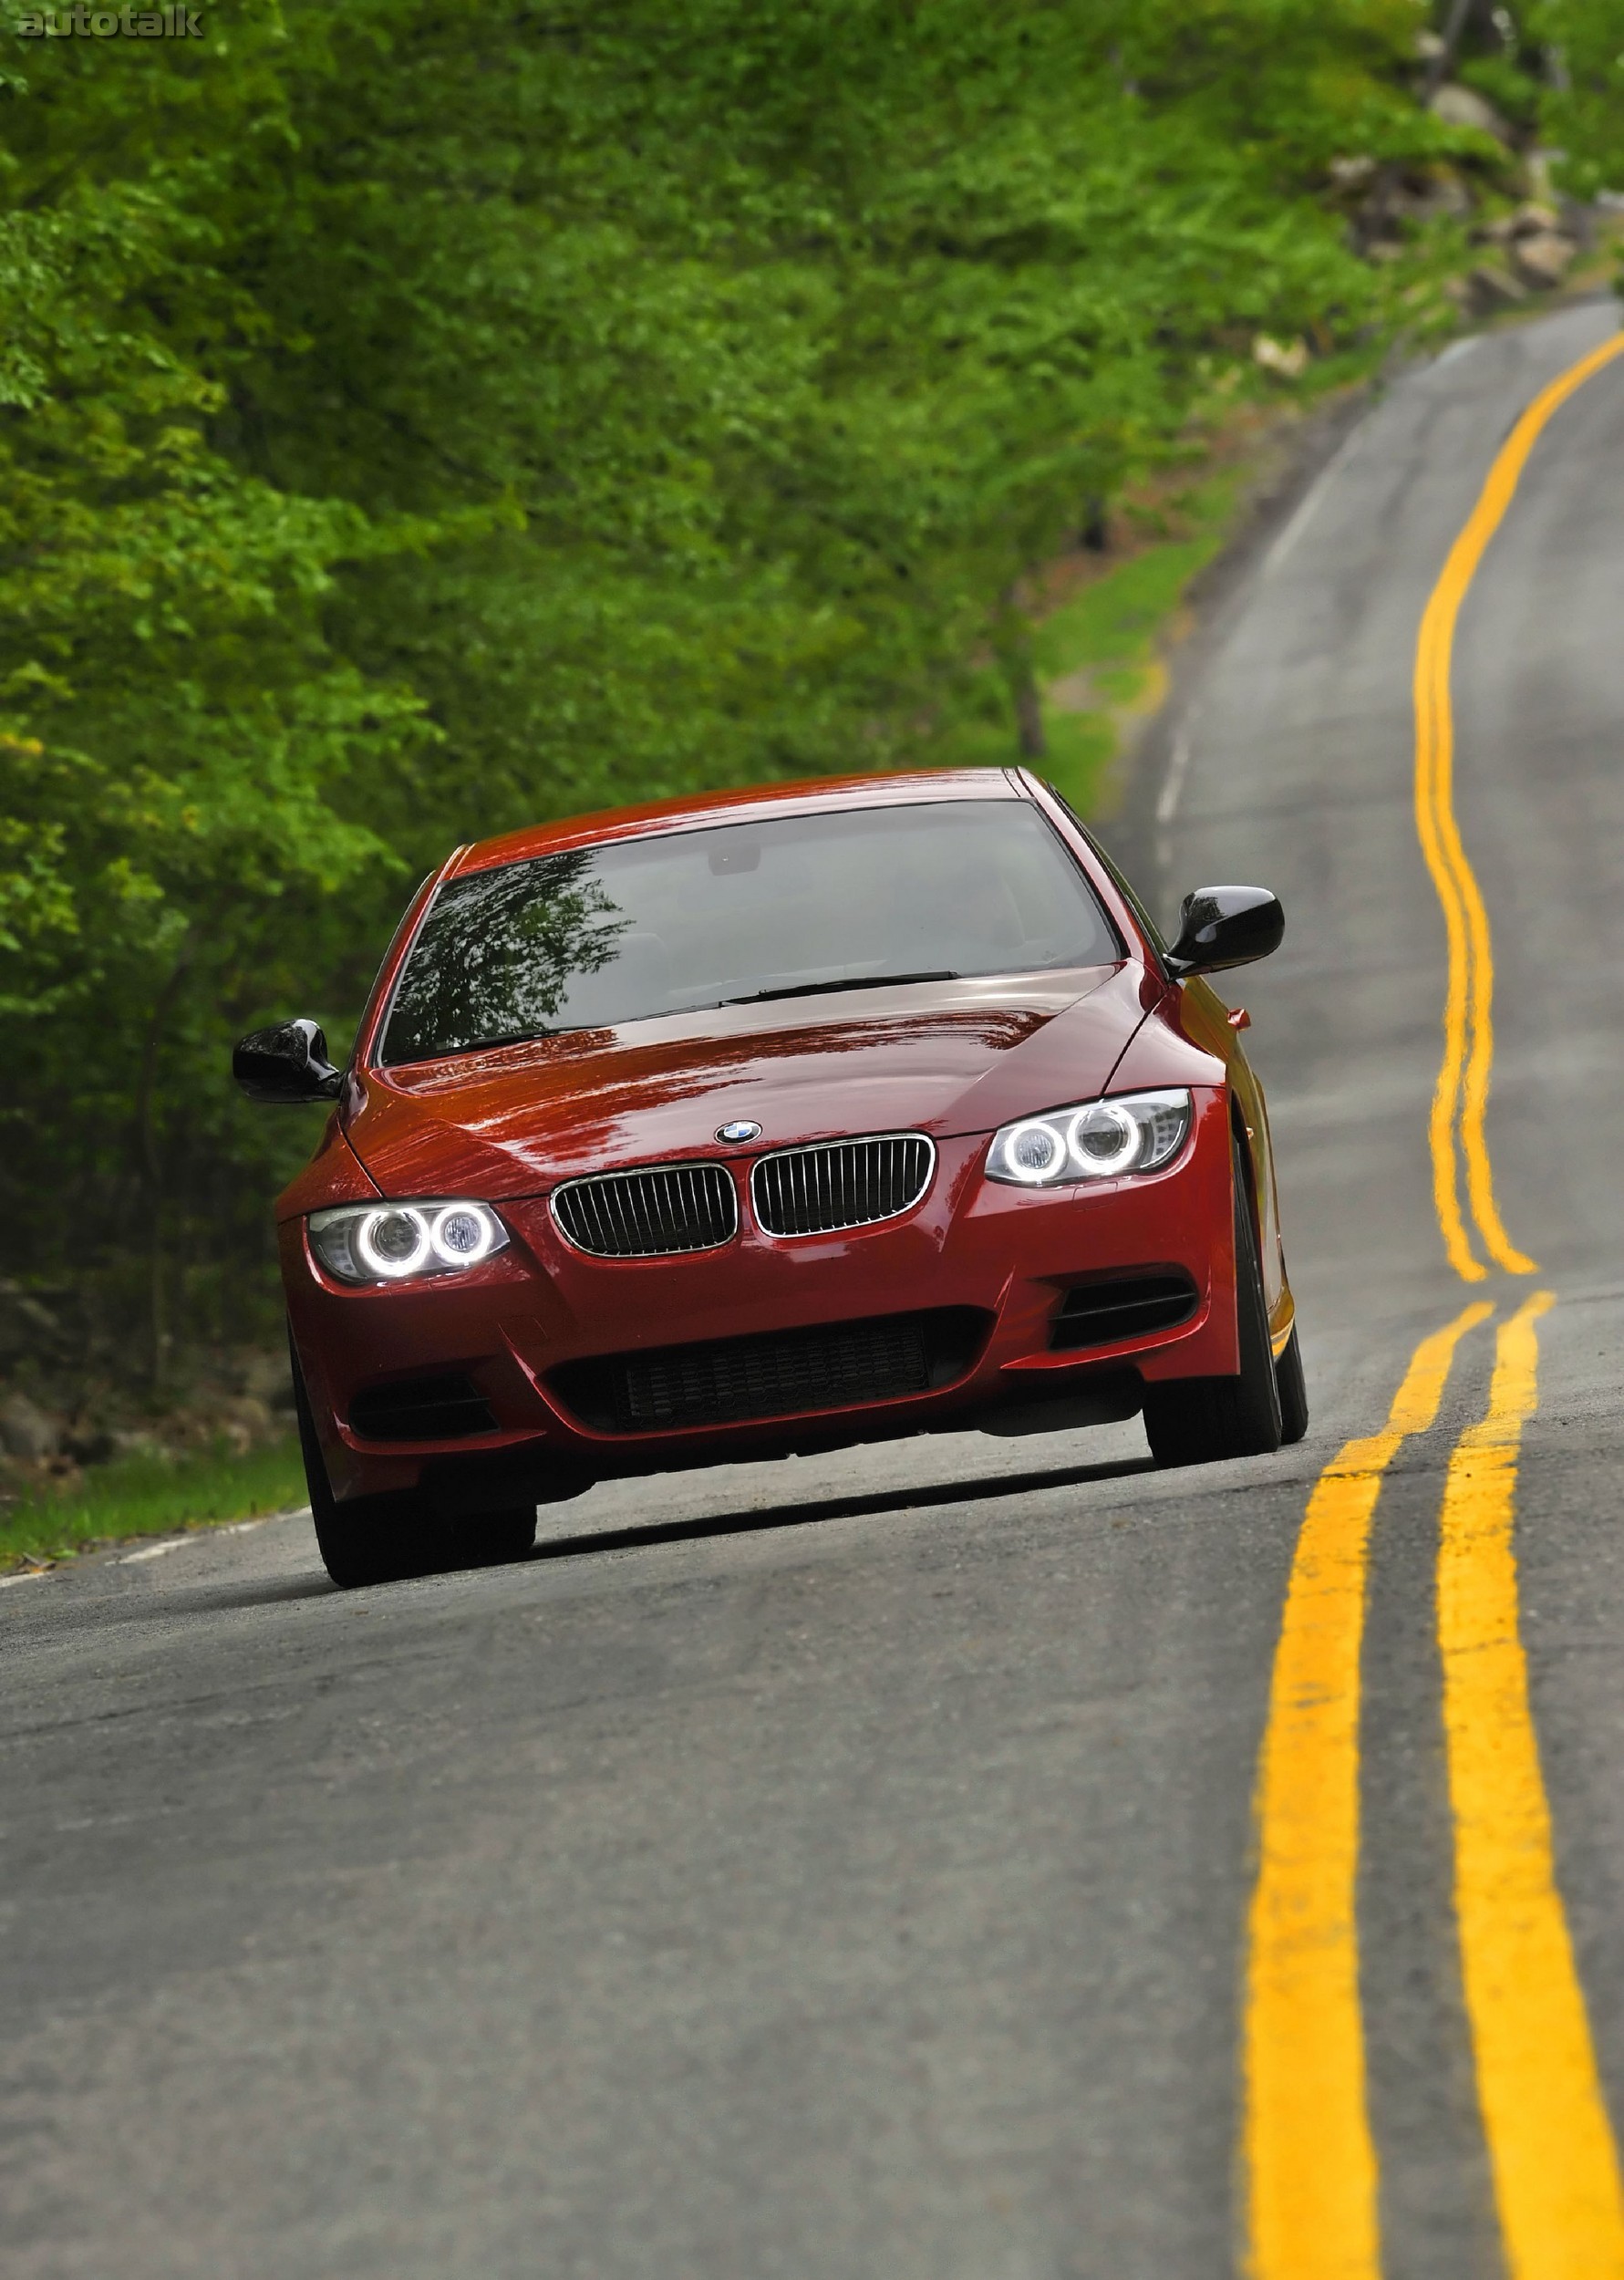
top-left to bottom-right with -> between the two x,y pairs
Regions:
986,1089 -> 1193,1187
307,1199 -> 510,1285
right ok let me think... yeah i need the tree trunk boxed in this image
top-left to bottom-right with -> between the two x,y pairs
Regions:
1425,0 -> 1481,95
994,592 -> 1048,762
1012,668 -> 1047,761
134,943 -> 194,1390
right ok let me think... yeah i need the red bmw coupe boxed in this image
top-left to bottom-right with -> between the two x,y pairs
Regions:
235,769 -> 1306,1586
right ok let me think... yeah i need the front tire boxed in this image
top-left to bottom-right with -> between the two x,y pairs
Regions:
1143,1139 -> 1284,1468
292,1338 -> 536,1587
1276,1323 -> 1309,1446
314,1493 -> 536,1590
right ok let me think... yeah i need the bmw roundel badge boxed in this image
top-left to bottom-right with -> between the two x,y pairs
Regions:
716,1120 -> 762,1145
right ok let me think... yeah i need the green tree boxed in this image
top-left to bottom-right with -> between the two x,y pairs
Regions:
0,0 -> 1533,1373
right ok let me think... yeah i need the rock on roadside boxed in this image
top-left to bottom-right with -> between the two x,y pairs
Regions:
0,1391 -> 65,1462
1512,232 -> 1577,288
1429,83 -> 1515,143
0,1282 -> 66,1367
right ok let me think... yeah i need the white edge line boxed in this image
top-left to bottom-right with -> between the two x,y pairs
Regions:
1156,727 -> 1193,827
221,1511 -> 305,1536
1263,423 -> 1363,578
1433,335 -> 1481,370
1,1502 -> 312,1590
117,1506 -> 311,1560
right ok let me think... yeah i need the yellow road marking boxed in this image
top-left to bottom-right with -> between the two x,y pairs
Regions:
1440,1291 -> 1624,2275
1244,1301 -> 1493,2279
1414,329 -> 1624,1282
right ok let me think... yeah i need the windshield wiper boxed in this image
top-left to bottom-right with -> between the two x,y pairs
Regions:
723,969 -> 958,1007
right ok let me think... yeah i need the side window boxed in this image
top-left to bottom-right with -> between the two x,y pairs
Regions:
1042,785 -> 1169,973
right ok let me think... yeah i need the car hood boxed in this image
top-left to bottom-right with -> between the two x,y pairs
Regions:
340,963 -> 1162,1198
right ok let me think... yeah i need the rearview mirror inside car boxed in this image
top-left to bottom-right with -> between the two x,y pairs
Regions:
233,1018 -> 345,1104
1164,886 -> 1283,977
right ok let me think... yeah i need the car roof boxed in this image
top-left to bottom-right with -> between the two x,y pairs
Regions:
449,768 -> 1030,878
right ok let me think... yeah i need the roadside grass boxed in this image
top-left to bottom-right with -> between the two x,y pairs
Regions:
1032,467 -> 1243,816
1016,244 -> 1624,820
0,1437 -> 307,1573
926,463 -> 1246,817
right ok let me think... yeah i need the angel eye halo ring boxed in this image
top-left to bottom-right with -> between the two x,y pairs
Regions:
999,1118 -> 1069,1185
429,1204 -> 497,1266
307,1198 -> 509,1286
1065,1101 -> 1142,1176
986,1089 -> 1193,1188
357,1206 -> 430,1279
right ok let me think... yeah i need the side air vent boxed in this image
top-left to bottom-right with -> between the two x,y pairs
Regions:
550,1308 -> 989,1435
751,1134 -> 935,1238
552,1162 -> 738,1259
349,1372 -> 498,1442
1048,1274 -> 1198,1352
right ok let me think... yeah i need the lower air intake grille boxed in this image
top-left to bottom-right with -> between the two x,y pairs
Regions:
349,1372 -> 498,1442
751,1134 -> 934,1238
552,1162 -> 738,1259
552,1308 -> 989,1435
1049,1274 -> 1198,1352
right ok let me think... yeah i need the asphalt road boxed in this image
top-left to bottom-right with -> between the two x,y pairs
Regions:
6,300 -> 1624,2280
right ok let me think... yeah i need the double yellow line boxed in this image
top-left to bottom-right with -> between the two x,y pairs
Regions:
1245,1293 -> 1624,2278
1244,1300 -> 1488,2275
1245,330 -> 1624,2276
1441,1295 -> 1624,2271
1414,330 -> 1624,1282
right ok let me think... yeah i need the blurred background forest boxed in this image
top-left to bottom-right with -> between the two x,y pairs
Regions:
1,0 -> 1621,1470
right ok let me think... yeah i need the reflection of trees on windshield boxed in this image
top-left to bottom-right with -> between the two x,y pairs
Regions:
383,852 -> 629,1062
381,802 -> 1120,1064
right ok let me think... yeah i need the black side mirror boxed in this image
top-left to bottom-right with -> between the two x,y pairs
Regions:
1164,885 -> 1283,977
233,1018 -> 344,1104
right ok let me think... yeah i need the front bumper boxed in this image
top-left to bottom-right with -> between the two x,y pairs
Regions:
284,1088 -> 1240,1506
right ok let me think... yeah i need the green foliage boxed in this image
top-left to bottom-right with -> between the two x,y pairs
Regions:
1456,52 -> 1545,129
1031,479 -> 1241,814
1529,0 -> 1624,199
1034,508 -> 1238,687
0,1435 -> 305,1569
0,0 -> 1574,1367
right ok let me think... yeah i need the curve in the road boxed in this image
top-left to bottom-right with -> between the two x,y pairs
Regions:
1246,318 -> 1624,2280
14,308 -> 1624,2280
1413,330 -> 1624,1284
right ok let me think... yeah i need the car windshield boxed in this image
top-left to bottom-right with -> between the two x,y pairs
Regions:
378,799 -> 1121,1064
